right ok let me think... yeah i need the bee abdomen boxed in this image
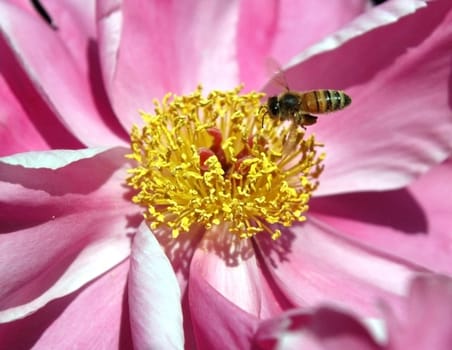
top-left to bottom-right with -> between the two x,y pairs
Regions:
302,90 -> 351,114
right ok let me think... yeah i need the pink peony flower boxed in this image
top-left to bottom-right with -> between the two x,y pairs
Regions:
1,0 -> 452,349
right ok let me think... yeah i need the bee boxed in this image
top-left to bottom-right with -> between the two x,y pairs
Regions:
264,89 -> 352,128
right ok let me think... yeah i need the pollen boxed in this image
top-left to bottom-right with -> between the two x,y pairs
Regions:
127,86 -> 325,240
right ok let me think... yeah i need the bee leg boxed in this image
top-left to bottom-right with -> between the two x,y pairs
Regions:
259,105 -> 268,128
302,114 -> 318,126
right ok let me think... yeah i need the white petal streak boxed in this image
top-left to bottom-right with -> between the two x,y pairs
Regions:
286,0 -> 427,68
129,223 -> 184,350
0,147 -> 116,169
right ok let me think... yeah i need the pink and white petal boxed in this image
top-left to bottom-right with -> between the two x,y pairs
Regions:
383,275 -> 452,350
128,223 -> 184,350
280,0 -> 428,71
38,0 -> 97,75
238,0 -> 368,89
1,0 -> 35,15
254,307 -> 381,350
190,228 -> 291,320
270,0 -> 369,65
311,158 -> 452,277
7,0 -> 97,75
189,269 -> 258,350
269,0 -> 452,195
41,0 -> 125,140
0,2 -> 127,147
0,260 -> 133,350
256,219 -> 426,318
0,146 -> 113,168
0,147 -> 137,322
0,36 -> 83,152
96,0 -> 240,130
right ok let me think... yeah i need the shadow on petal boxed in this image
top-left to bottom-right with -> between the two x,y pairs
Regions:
311,189 -> 428,234
254,226 -> 297,268
0,267 -> 132,350
154,225 -> 204,279
1,238 -> 86,309
0,290 -> 79,350
86,39 -> 129,142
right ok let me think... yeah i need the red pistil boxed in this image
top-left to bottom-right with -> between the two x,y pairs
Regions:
200,127 -> 263,176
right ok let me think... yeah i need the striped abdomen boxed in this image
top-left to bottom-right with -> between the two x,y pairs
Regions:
300,90 -> 351,114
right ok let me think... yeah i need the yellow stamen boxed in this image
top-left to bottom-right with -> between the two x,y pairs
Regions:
127,86 -> 325,240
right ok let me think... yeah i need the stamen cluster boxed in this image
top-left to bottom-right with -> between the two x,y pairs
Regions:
127,86 -> 325,239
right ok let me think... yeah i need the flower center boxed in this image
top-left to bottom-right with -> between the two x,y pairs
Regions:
127,86 -> 325,240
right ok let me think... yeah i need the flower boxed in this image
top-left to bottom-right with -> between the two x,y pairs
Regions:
1,0 -> 452,349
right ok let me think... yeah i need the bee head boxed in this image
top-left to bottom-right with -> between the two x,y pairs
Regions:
267,96 -> 280,117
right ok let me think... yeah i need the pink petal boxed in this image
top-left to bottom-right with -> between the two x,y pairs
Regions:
190,229 -> 290,319
254,307 -> 380,350
0,260 -> 133,349
0,36 -> 83,153
38,0 -> 97,76
10,0 -> 97,75
0,72 -> 51,156
0,2 -> 127,147
0,147 -> 137,322
256,220 -> 426,317
128,223 -> 184,350
96,0 -> 241,131
265,0 -> 452,195
312,158 -> 452,276
189,269 -> 258,350
383,275 -> 452,350
238,0 -> 368,88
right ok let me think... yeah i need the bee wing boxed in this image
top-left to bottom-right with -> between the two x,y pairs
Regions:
265,58 -> 290,91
